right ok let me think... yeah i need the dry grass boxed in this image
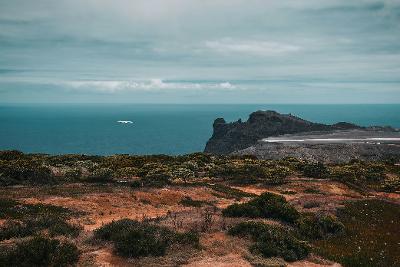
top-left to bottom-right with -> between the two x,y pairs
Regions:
1,177 -> 399,266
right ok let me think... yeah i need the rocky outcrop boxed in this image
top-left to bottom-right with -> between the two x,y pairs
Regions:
204,110 -> 361,154
204,110 -> 396,155
234,141 -> 400,163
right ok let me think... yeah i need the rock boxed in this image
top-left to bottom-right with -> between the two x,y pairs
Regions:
204,110 -> 398,156
204,110 -> 355,154
234,141 -> 400,163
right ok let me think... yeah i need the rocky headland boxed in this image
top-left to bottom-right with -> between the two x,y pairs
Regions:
204,110 -> 400,162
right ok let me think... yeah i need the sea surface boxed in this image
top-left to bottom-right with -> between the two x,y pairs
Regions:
0,104 -> 399,155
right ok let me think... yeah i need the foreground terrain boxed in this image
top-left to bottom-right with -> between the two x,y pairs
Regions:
0,151 -> 399,266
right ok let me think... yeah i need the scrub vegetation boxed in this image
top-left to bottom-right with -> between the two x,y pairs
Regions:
0,150 -> 399,266
1,150 -> 398,193
314,200 -> 400,267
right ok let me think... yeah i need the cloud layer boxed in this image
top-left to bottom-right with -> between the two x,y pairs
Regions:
0,0 -> 400,103
62,79 -> 236,92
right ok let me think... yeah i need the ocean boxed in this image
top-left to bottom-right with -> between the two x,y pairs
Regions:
0,104 -> 399,155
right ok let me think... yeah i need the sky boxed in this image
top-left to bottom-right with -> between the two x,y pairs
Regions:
0,0 -> 400,103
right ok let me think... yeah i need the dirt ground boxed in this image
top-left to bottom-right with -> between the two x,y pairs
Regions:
1,177 -> 398,267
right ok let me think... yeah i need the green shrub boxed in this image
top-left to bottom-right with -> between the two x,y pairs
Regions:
180,196 -> 208,207
171,167 -> 195,182
277,157 -> 303,169
314,200 -> 400,266
0,220 -> 34,241
329,165 -> 363,183
222,192 -> 300,223
113,227 -> 170,257
329,162 -> 386,185
94,218 -> 137,241
209,184 -> 255,200
303,201 -> 320,209
304,187 -> 325,194
0,216 -> 81,241
0,199 -> 72,219
181,152 -> 213,165
0,236 -> 80,267
262,166 -> 292,185
75,160 -> 99,172
296,214 -> 344,239
174,231 -> 200,247
46,217 -> 81,237
94,219 -> 198,258
229,221 -> 309,262
209,162 -> 266,184
0,150 -> 25,160
209,161 -> 292,185
364,163 -> 386,182
0,160 -> 54,185
114,167 -> 139,179
64,168 -> 82,181
381,176 -> 400,192
300,162 -> 328,178
142,169 -> 172,187
100,155 -> 137,170
137,163 -> 167,177
87,168 -> 114,182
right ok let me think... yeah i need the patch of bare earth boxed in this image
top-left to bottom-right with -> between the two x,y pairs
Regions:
2,180 -> 398,266
18,185 -> 234,231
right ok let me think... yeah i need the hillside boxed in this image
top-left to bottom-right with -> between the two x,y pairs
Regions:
0,151 -> 399,266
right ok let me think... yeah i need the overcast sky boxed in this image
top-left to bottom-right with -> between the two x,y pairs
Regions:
1,0 -> 400,103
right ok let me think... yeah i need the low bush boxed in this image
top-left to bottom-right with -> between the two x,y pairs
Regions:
228,221 -> 309,262
299,162 -> 328,178
46,217 -> 81,237
364,163 -> 386,182
381,176 -> 400,192
208,184 -> 255,200
0,216 -> 81,241
222,192 -> 300,223
208,161 -> 290,185
262,165 -> 292,185
0,160 -> 54,185
303,201 -> 320,209
114,167 -> 139,180
99,155 -> 137,170
93,219 -> 198,258
180,196 -> 209,207
0,199 -> 72,219
314,200 -> 400,266
64,168 -> 82,182
171,167 -> 195,182
174,231 -> 200,247
329,165 -> 364,184
142,169 -> 172,187
296,214 -> 344,240
304,187 -> 325,194
0,150 -> 25,160
87,167 -> 114,183
329,162 -> 387,185
0,236 -> 80,267
137,163 -> 168,177
0,220 -> 34,241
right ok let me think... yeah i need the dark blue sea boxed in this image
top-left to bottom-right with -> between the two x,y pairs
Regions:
0,104 -> 399,155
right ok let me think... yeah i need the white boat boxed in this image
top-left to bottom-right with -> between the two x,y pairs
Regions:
117,120 -> 133,124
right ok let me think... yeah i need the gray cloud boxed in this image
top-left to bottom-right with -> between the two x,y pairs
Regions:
0,0 -> 399,103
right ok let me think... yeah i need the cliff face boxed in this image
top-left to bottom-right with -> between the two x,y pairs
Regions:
204,110 -> 365,154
